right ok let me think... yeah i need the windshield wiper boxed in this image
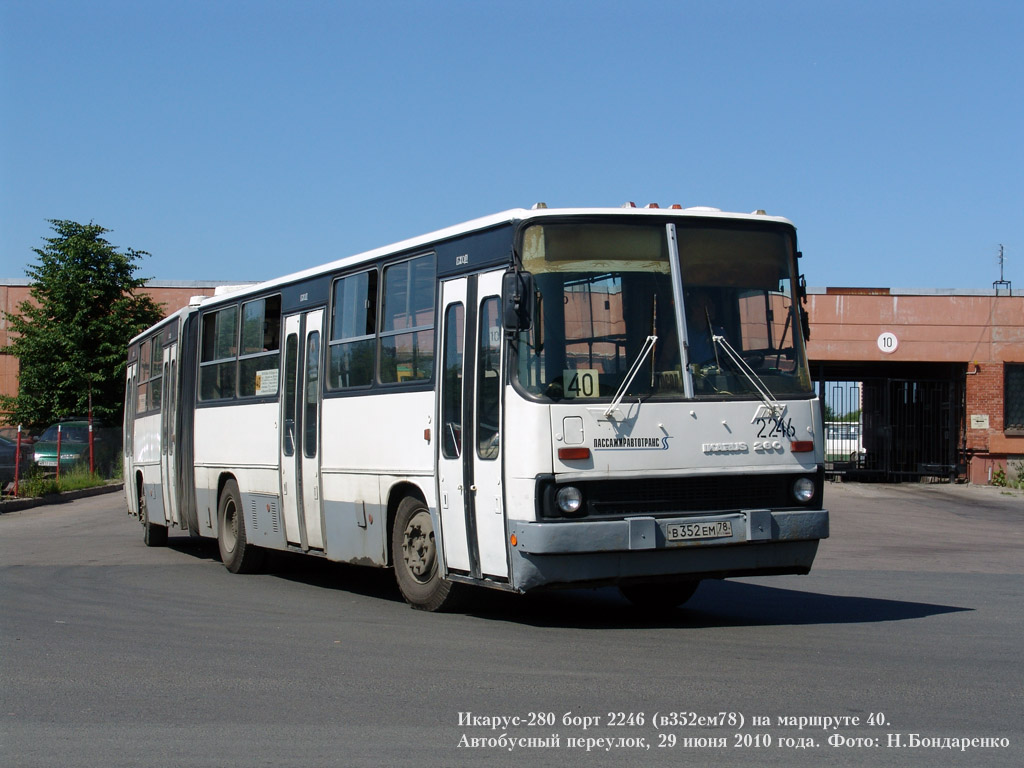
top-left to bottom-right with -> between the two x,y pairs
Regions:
712,334 -> 785,418
605,335 -> 658,417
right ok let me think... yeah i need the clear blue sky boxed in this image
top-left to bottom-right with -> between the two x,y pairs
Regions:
2,0 -> 1021,289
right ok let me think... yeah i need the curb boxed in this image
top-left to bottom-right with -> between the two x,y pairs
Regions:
0,481 -> 124,514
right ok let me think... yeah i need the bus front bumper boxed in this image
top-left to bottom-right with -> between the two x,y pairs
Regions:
507,508 -> 828,592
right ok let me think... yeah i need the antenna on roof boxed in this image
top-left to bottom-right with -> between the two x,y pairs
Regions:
993,244 -> 1012,295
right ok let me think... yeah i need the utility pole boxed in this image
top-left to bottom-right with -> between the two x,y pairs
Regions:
993,244 -> 1012,295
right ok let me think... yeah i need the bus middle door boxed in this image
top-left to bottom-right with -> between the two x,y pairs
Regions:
437,272 -> 509,581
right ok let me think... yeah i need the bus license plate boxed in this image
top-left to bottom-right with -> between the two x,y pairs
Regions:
666,520 -> 733,542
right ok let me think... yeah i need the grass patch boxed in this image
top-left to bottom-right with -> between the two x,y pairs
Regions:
14,463 -> 108,498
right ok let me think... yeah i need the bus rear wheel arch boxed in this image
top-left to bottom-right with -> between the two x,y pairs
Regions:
390,495 -> 463,611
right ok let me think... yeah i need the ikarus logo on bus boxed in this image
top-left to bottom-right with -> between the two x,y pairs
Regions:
700,404 -> 803,456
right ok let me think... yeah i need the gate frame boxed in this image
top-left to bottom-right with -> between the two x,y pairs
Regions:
815,362 -> 966,482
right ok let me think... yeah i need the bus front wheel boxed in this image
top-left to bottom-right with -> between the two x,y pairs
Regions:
391,496 -> 463,611
217,479 -> 265,574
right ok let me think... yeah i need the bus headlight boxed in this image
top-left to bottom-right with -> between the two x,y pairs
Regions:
792,477 -> 816,504
556,486 -> 584,515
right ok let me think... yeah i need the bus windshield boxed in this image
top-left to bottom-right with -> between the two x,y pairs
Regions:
513,221 -> 813,402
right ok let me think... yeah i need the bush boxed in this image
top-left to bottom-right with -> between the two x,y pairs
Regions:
1010,460 -> 1024,490
991,462 -> 1024,490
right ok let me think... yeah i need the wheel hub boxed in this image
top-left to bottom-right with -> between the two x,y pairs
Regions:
402,511 -> 436,582
222,500 -> 238,553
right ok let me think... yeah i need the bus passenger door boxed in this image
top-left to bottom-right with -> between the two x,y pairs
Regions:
472,272 -> 507,578
159,341 -> 179,528
438,273 -> 509,580
280,310 -> 326,550
124,360 -> 137,515
437,281 -> 471,573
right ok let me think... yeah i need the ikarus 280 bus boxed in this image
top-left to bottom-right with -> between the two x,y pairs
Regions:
124,204 -> 828,611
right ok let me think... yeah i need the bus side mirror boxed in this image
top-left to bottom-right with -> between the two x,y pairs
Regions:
502,270 -> 534,332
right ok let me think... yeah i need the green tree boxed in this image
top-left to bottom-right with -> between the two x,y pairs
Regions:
1,220 -> 165,431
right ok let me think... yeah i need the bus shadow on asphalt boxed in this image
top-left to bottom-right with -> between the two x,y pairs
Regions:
166,536 -> 221,562
165,536 -> 410,602
163,537 -> 970,628
482,579 -> 971,629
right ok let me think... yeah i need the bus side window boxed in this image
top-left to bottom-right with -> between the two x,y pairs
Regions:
199,306 -> 238,400
477,297 -> 500,459
303,331 -> 320,458
283,333 -> 298,456
441,303 -> 464,459
238,295 -> 281,397
328,270 -> 377,389
380,254 -> 436,383
137,339 -> 151,412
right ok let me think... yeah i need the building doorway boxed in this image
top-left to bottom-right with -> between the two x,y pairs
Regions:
816,363 -> 965,481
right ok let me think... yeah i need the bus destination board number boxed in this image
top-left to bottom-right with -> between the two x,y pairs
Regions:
563,369 -> 600,399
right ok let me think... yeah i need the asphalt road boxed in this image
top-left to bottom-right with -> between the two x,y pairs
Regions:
1,482 -> 1021,768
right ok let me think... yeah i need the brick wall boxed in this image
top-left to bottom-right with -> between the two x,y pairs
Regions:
966,363 -> 1003,452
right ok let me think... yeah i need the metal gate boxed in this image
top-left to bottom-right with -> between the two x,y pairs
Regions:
818,373 -> 965,481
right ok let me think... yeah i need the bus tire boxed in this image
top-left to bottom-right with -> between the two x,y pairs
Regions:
217,478 -> 265,574
140,485 -> 168,547
391,496 -> 462,611
619,578 -> 701,610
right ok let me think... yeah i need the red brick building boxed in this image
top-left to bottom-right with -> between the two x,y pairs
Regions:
807,287 -> 1023,484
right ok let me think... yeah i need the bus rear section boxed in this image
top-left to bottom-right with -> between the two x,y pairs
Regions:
124,308 -> 194,547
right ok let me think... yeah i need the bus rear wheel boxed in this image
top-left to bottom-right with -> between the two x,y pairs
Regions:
139,483 -> 168,547
619,578 -> 701,610
217,478 -> 265,574
391,496 -> 463,611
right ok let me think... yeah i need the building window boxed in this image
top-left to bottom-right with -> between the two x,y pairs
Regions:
1005,364 -> 1024,436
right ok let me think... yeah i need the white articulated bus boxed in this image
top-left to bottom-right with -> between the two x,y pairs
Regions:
124,204 -> 829,611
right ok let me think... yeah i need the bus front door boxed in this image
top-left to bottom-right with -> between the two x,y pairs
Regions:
280,310 -> 326,551
437,272 -> 509,580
